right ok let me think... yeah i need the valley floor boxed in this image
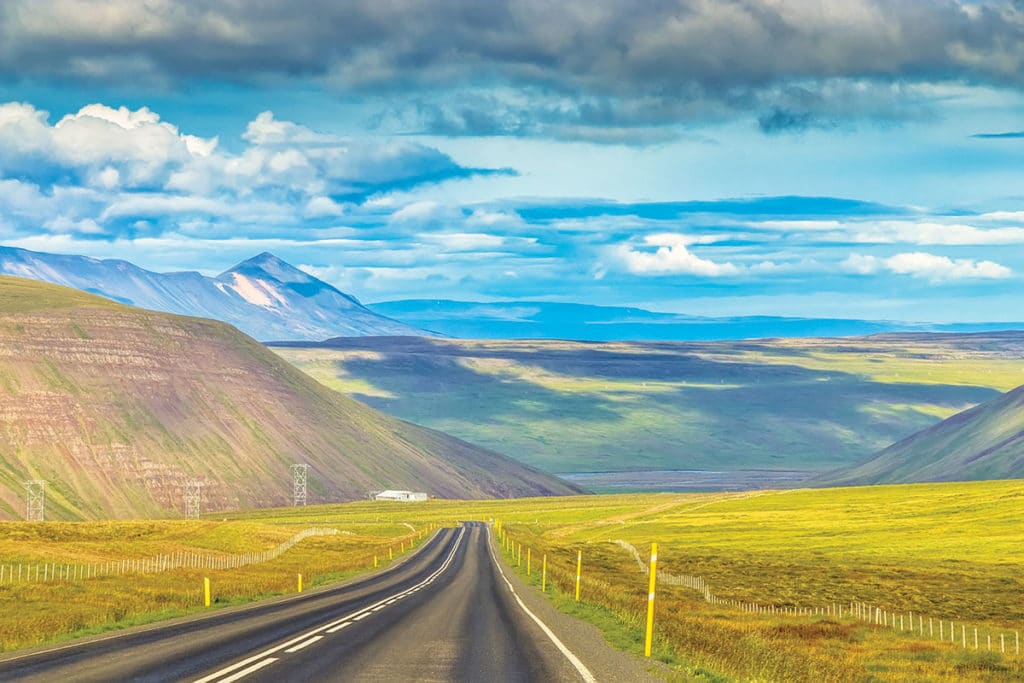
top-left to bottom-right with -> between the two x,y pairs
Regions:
1,479 -> 1021,681
272,333 -> 1023,484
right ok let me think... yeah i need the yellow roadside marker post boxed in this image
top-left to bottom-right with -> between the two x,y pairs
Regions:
644,543 -> 658,657
517,543 -> 522,567
528,548 -> 532,576
389,547 -> 393,560
298,573 -> 303,593
542,554 -> 547,592
204,577 -> 211,608
575,550 -> 582,602
374,555 -> 378,568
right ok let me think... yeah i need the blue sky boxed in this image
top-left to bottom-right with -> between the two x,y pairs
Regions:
1,1 -> 1024,322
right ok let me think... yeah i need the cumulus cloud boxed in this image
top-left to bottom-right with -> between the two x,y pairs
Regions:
843,252 -> 1012,281
0,102 -> 214,190
614,233 -> 740,277
303,196 -> 346,218
0,101 -> 500,238
1,2 -> 1023,140
744,217 -> 1024,246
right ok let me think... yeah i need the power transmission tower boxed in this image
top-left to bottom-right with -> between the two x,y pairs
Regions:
291,464 -> 309,506
184,480 -> 203,519
23,480 -> 45,521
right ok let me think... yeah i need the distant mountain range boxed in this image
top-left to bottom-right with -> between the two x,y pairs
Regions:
0,246 -> 423,341
370,299 -> 1024,341
5,245 -> 1023,343
0,276 -> 578,519
819,380 -> 1024,487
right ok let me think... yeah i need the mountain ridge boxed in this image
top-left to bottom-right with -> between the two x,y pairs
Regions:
0,245 -> 424,341
0,275 -> 578,520
816,383 -> 1024,486
369,299 -> 1024,342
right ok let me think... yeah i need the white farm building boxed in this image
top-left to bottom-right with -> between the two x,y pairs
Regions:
373,490 -> 429,502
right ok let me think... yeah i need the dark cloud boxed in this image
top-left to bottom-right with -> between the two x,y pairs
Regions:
1,1 -> 1022,140
971,131 -> 1024,138
758,108 -> 818,134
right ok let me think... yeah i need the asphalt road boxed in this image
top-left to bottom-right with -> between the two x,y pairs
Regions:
0,522 -> 634,682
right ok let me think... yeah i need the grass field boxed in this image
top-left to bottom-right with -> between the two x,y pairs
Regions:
272,334 -> 1020,478
2,480 -> 1021,681
0,518 -> 428,652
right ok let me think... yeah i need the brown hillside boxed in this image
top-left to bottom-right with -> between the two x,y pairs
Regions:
0,276 -> 578,519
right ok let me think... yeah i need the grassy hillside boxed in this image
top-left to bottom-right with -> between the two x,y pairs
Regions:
4,481 -> 1020,679
821,383 -> 1024,486
0,276 -> 578,520
271,335 -> 1019,480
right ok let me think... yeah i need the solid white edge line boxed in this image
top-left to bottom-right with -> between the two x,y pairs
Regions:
216,658 -> 278,683
284,636 -> 323,654
486,528 -> 597,683
325,622 -> 352,634
193,527 -> 466,683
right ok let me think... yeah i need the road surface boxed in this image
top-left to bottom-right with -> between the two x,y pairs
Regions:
0,522 -> 656,682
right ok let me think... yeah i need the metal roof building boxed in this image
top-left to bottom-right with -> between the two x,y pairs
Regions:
373,490 -> 429,502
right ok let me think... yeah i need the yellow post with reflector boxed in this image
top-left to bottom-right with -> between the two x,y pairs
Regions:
374,555 -> 378,568
298,573 -> 303,593
575,550 -> 582,602
203,577 -> 211,607
644,542 -> 658,657
542,554 -> 547,592
527,548 -> 531,576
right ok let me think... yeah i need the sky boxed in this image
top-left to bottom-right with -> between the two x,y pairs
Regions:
1,1 -> 1024,322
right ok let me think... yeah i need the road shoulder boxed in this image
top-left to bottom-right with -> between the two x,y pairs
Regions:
487,529 -> 668,682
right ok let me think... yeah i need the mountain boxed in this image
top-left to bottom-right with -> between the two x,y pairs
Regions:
0,246 -> 424,341
270,334 -> 1010,489
818,384 -> 1024,486
369,299 -> 1024,342
0,276 -> 579,520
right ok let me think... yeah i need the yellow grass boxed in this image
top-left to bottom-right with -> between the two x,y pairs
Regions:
1,481 -> 1021,681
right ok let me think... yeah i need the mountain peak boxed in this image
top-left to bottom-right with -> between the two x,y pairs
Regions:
250,251 -> 285,265
217,252 -> 366,310
219,252 -> 318,286
227,251 -> 296,274
0,245 -> 425,340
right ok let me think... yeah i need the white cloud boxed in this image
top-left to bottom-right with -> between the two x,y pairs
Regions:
753,218 -> 1024,246
303,196 -> 346,218
614,233 -> 739,277
0,102 -> 217,190
841,253 -> 880,274
0,100 -> 490,245
844,251 -> 1012,282
853,221 -> 1024,246
885,252 -> 1011,282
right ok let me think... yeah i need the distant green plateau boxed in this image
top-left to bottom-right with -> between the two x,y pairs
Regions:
271,334 -> 1024,478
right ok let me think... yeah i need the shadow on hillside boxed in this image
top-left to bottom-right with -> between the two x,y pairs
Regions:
325,338 -> 1003,448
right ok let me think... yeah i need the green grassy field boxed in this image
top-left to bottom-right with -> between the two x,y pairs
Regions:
2,480 -> 1020,681
272,335 -> 1020,478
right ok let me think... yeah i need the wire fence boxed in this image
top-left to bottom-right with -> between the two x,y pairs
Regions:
614,539 -> 1021,657
0,527 -> 338,584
